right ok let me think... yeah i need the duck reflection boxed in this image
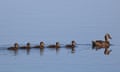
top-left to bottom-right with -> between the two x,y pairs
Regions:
26,48 -> 30,55
71,47 -> 75,53
40,48 -> 44,56
92,46 -> 112,55
104,48 -> 112,55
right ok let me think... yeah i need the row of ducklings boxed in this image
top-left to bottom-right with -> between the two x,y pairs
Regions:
8,41 -> 76,50
8,33 -> 112,50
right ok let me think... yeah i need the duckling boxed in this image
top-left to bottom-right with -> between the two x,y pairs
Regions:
8,43 -> 19,50
19,42 -> 31,49
47,42 -> 60,48
65,40 -> 76,48
92,33 -> 112,48
34,41 -> 45,48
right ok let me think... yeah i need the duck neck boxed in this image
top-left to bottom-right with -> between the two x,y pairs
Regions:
105,35 -> 109,42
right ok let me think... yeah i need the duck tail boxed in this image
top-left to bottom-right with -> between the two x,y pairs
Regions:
92,41 -> 95,49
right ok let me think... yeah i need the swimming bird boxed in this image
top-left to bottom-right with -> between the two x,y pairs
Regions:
19,42 -> 31,49
65,40 -> 76,48
92,33 -> 112,48
47,42 -> 60,48
33,41 -> 45,48
8,43 -> 19,50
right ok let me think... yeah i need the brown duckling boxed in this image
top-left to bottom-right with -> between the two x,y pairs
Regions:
92,33 -> 112,48
65,40 -> 76,48
19,42 -> 31,49
8,43 -> 19,50
34,41 -> 45,48
47,42 -> 60,48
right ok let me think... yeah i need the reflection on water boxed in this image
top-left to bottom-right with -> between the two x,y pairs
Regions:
7,49 -> 18,56
92,43 -> 112,55
26,49 -> 30,55
66,47 -> 75,54
40,48 -> 44,56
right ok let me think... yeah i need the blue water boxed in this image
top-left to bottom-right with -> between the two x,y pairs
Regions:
0,26 -> 120,72
0,0 -> 120,72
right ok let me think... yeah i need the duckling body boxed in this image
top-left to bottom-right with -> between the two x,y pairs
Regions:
92,33 -> 112,48
47,42 -> 60,48
19,43 -> 31,49
8,43 -> 19,50
34,42 -> 45,48
65,40 -> 76,48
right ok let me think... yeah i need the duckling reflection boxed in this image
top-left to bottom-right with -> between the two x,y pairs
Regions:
47,42 -> 60,48
55,47 -> 60,54
40,48 -> 44,56
92,33 -> 112,48
33,41 -> 45,48
26,48 -> 30,55
65,40 -> 76,48
71,47 -> 75,53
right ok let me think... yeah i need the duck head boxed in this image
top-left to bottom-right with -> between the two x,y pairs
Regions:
56,42 -> 60,47
40,41 -> 45,47
27,42 -> 30,48
72,40 -> 76,46
14,43 -> 19,48
105,33 -> 112,41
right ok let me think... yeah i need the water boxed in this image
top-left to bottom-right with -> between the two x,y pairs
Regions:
0,30 -> 120,72
0,0 -> 120,72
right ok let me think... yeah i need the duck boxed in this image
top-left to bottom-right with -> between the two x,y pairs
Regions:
8,43 -> 19,50
19,42 -> 31,49
65,40 -> 76,48
33,41 -> 45,48
47,42 -> 60,48
92,33 -> 112,48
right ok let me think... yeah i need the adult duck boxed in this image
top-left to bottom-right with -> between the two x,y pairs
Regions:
34,41 -> 45,48
47,42 -> 60,48
8,43 -> 19,50
19,42 -> 31,49
65,40 -> 76,48
92,33 -> 112,48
